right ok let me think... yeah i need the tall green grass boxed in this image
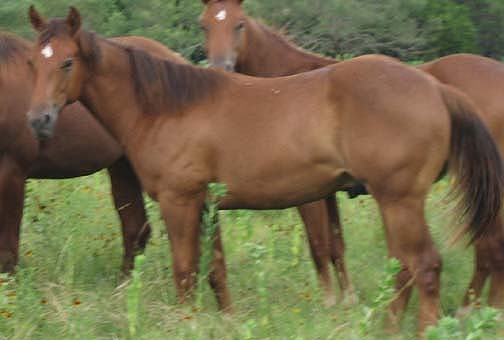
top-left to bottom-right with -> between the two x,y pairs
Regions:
0,171 -> 502,339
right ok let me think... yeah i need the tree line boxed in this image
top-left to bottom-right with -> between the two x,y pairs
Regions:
1,0 -> 503,63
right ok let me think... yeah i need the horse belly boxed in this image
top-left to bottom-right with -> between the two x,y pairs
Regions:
218,160 -> 346,210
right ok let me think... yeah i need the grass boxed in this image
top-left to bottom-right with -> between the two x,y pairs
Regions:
0,172 -> 503,339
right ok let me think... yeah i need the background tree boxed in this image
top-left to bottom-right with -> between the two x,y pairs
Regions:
1,0 -> 503,63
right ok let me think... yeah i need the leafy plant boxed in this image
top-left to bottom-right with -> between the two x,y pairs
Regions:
127,254 -> 146,338
359,258 -> 402,335
196,182 -> 228,308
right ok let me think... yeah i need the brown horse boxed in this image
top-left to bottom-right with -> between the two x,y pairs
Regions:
200,0 -> 504,315
26,7 -> 503,332
0,31 -> 186,274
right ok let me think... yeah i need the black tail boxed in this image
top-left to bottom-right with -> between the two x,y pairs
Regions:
440,84 -> 503,243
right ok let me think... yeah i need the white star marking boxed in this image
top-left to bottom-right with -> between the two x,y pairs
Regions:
215,9 -> 227,21
41,44 -> 54,59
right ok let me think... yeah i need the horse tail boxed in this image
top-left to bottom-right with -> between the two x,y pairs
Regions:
440,83 -> 503,243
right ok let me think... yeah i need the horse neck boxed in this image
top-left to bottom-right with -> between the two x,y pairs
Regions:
237,19 -> 336,77
79,39 -> 141,148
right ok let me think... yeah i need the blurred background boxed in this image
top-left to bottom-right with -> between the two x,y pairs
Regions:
1,0 -> 504,64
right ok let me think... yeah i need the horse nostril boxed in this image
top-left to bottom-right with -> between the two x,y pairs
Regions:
30,118 -> 40,130
43,113 -> 51,124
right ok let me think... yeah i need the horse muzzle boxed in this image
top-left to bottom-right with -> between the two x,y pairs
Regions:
27,106 -> 59,140
210,57 -> 236,72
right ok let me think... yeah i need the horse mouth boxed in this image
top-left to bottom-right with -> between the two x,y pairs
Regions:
28,121 -> 55,140
32,126 -> 54,140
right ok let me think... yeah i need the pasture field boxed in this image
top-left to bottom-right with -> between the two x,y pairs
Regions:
0,172 -> 503,339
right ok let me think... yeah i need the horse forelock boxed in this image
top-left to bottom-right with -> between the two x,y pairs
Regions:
38,19 -> 71,46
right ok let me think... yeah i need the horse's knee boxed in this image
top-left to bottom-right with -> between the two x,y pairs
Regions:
309,243 -> 330,270
209,267 -> 226,291
330,232 -> 345,261
416,249 -> 442,296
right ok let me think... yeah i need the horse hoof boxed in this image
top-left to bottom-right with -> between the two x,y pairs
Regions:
324,294 -> 337,308
455,305 -> 473,319
341,287 -> 359,307
384,311 -> 401,334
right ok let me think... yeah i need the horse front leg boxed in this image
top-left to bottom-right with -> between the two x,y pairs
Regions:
159,190 -> 207,306
0,157 -> 27,273
107,157 -> 152,274
208,222 -> 232,311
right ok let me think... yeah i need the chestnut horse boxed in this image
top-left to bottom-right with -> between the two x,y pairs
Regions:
26,7 -> 503,332
200,0 -> 504,315
0,31 -> 186,274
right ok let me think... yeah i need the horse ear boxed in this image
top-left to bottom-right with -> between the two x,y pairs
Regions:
66,6 -> 82,36
29,5 -> 47,32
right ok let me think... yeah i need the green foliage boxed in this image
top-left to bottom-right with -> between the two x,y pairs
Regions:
359,258 -> 402,335
458,0 -> 504,58
1,0 -> 503,63
127,254 -> 146,338
197,182 -> 228,307
425,307 -> 501,339
0,174 -> 503,338
421,0 -> 479,58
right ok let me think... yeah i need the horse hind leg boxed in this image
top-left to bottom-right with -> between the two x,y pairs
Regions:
325,195 -> 357,306
297,201 -> 336,307
377,194 -> 442,333
0,157 -> 26,273
107,157 -> 152,274
458,239 -> 491,317
460,215 -> 504,314
486,215 -> 504,308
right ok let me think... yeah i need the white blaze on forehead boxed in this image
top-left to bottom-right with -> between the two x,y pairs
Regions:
215,9 -> 227,21
41,44 -> 54,59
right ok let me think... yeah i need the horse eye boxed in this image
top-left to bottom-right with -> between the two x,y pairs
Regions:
200,24 -> 208,32
61,58 -> 73,72
235,22 -> 245,31
27,59 -> 35,69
